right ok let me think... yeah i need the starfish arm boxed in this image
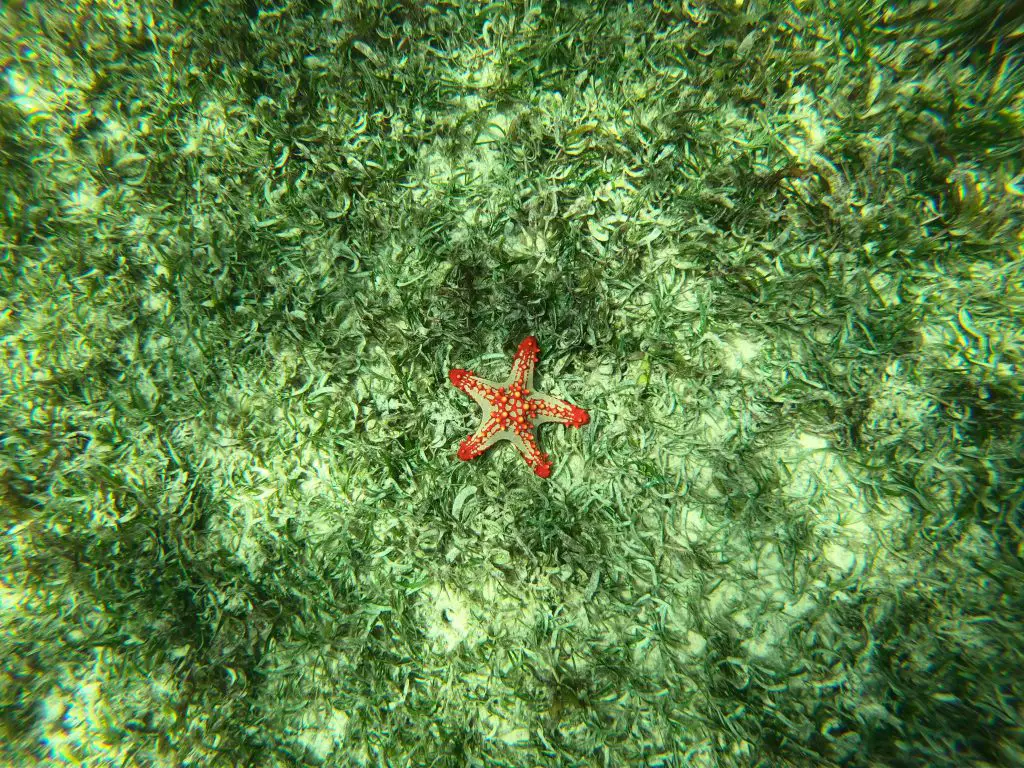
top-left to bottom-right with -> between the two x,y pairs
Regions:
509,336 -> 540,391
509,428 -> 553,478
529,394 -> 590,428
448,369 -> 501,412
456,417 -> 508,462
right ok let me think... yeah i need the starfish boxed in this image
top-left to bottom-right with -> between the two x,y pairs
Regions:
448,336 -> 589,478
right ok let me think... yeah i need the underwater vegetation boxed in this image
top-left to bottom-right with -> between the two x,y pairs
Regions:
1,0 -> 1021,766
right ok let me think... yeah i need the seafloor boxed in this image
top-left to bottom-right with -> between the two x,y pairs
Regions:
1,1 -> 1021,766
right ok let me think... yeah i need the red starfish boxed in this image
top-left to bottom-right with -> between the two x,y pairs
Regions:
448,336 -> 589,478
